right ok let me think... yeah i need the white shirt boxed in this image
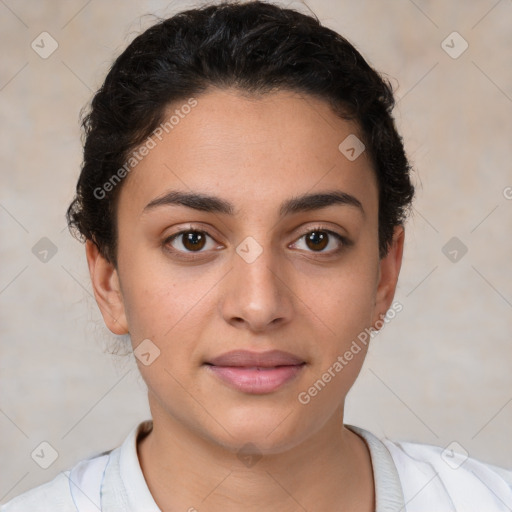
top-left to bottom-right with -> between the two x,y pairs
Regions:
2,420 -> 511,511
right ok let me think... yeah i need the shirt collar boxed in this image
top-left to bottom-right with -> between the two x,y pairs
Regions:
347,424 -> 406,511
101,419 -> 159,512
102,420 -> 405,511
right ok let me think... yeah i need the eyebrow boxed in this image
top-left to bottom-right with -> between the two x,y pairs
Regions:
142,189 -> 364,218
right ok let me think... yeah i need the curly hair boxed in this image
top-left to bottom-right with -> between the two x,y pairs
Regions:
66,0 -> 414,266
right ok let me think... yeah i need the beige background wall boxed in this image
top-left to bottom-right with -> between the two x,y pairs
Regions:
1,0 -> 511,502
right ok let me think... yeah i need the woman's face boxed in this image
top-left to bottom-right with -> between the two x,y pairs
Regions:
87,88 -> 403,454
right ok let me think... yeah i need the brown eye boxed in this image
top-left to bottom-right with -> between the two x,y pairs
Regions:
181,231 -> 206,251
165,230 -> 216,254
305,230 -> 329,251
292,228 -> 346,254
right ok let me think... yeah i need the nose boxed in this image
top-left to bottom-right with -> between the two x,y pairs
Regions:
219,239 -> 293,333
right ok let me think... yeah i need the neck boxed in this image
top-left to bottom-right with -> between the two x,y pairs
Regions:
137,396 -> 375,512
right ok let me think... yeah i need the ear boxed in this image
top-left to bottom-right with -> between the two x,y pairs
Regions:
85,239 -> 129,335
372,225 -> 405,329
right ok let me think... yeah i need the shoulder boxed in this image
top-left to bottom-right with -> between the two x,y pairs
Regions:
382,437 -> 512,509
0,450 -> 112,512
0,471 -> 75,512
1,421 -> 151,512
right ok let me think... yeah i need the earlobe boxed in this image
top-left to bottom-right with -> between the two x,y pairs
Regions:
372,226 -> 405,329
85,240 -> 129,335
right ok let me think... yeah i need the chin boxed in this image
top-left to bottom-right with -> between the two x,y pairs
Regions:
203,407 -> 312,455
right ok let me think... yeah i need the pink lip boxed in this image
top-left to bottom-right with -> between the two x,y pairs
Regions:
206,349 -> 305,367
204,350 -> 306,394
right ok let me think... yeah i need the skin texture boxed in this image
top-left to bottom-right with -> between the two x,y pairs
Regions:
85,88 -> 404,511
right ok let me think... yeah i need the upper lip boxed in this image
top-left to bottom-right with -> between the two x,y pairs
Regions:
205,349 -> 305,367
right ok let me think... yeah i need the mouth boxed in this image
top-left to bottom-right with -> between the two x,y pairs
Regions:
203,349 -> 306,394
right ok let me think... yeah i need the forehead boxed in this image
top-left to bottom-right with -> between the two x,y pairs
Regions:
117,88 -> 377,220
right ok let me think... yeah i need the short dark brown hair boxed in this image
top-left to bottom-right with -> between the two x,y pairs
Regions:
66,0 -> 414,265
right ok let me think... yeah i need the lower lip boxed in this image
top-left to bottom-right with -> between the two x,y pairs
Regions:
205,364 -> 305,394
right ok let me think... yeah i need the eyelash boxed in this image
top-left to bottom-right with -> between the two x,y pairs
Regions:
163,225 -> 350,259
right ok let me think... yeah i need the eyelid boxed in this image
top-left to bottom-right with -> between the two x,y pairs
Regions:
294,224 -> 346,239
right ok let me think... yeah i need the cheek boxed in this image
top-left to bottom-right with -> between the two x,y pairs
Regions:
292,262 -> 377,414
295,252 -> 379,339
330,268 -> 377,331
295,276 -> 375,396
118,251 -> 219,357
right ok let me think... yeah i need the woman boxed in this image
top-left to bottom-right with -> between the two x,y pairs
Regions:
3,1 -> 511,510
